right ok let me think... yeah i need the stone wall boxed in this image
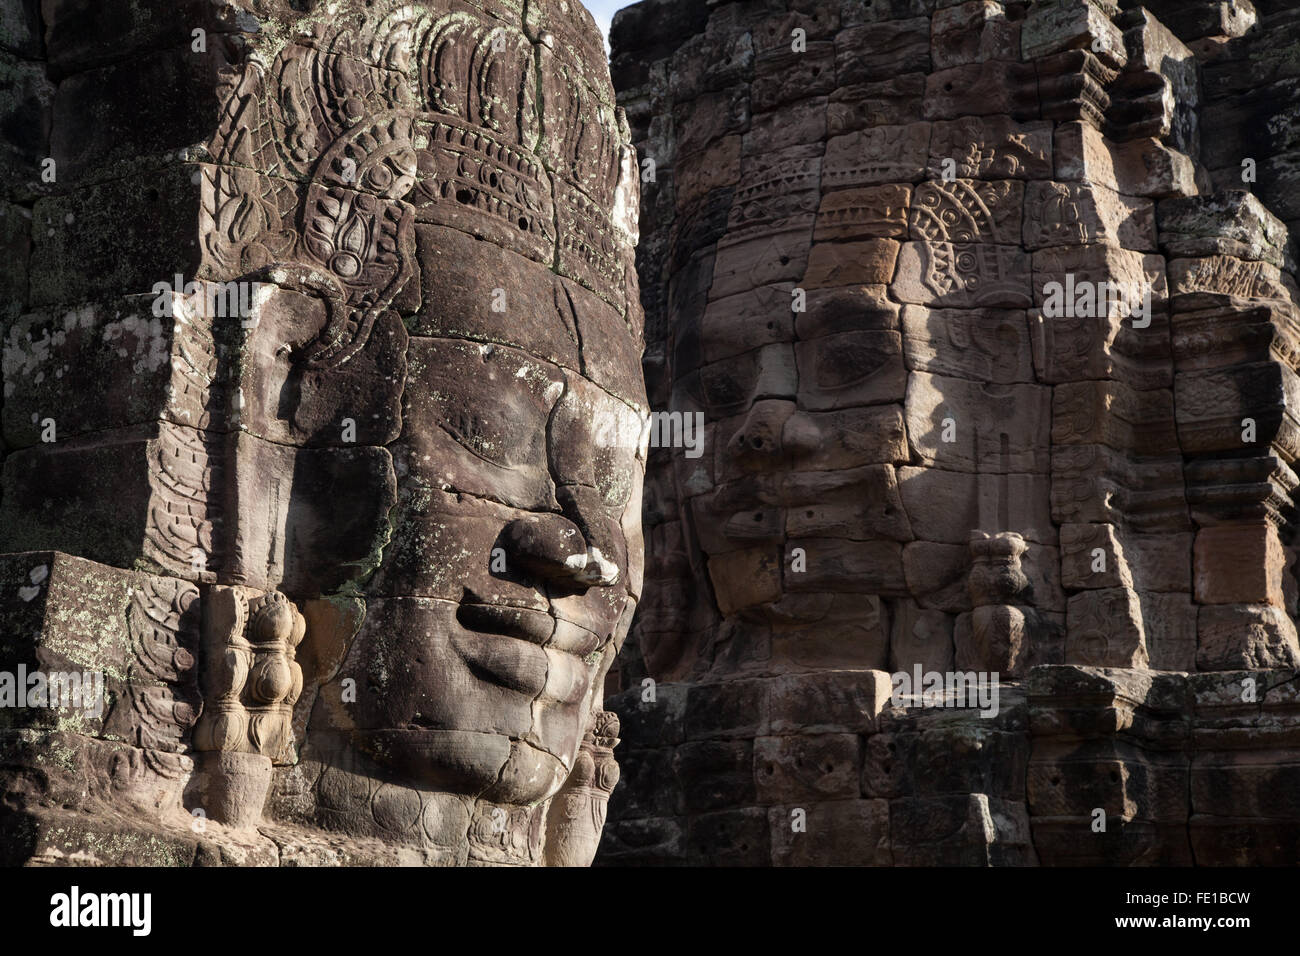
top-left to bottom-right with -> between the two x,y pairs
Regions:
601,0 -> 1300,865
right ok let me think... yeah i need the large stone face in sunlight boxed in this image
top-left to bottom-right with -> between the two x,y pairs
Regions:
0,0 -> 644,867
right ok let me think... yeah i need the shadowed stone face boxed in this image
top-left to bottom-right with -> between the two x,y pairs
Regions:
600,0 -> 1300,867
619,0 -> 1298,686
679,283 -> 909,639
321,326 -> 647,805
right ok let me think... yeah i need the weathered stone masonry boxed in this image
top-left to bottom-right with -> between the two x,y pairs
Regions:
0,0 -> 645,866
601,0 -> 1300,865
4,0 -> 1300,869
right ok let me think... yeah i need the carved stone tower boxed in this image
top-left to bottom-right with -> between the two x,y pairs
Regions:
0,0 -> 644,866
602,0 -> 1300,866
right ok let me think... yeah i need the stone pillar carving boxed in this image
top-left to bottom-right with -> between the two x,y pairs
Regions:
956,531 -> 1032,677
544,710 -> 621,866
192,588 -> 304,829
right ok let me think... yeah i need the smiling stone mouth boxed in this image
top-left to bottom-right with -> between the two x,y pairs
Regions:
448,608 -> 594,705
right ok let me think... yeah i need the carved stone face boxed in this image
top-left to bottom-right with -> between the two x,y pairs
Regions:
332,286 -> 647,804
678,281 -> 907,611
639,26 -> 1066,681
208,1 -> 652,811
0,0 -> 642,866
660,276 -> 913,676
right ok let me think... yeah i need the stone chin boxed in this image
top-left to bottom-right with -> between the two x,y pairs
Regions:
352,730 -> 575,805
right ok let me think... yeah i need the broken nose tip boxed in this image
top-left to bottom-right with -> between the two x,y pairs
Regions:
573,546 -> 620,587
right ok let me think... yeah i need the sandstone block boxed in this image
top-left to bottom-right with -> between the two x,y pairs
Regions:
1194,522 -> 1287,607
769,669 -> 893,735
924,60 -> 1039,121
931,1 -> 1022,70
1197,604 -> 1300,670
754,734 -> 861,802
768,799 -> 892,865
795,330 -> 907,409
890,794 -> 1036,865
890,599 -> 956,675
823,123 -> 932,189
814,185 -> 912,242
905,370 -> 1052,473
1066,587 -> 1149,668
893,241 -> 1032,308
928,115 -> 1053,181
675,740 -> 755,812
1024,181 -> 1156,251
902,306 -> 1034,384
803,239 -> 901,288
898,466 -> 1057,545
1054,121 -> 1197,198
910,179 -> 1024,245
836,19 -> 931,86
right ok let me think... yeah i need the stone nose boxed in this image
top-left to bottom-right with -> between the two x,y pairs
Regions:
500,514 -> 589,583
727,399 -> 793,462
726,399 -> 822,468
782,410 -> 824,460
501,511 -> 619,589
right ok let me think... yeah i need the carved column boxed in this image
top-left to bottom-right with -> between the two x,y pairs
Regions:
192,588 -> 304,829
